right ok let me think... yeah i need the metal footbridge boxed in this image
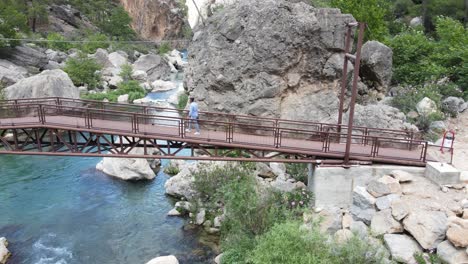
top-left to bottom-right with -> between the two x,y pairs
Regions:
0,97 -> 441,167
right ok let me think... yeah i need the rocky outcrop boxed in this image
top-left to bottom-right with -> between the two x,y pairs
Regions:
348,103 -> 417,132
146,255 -> 179,264
5,69 -> 79,99
0,237 -> 10,264
186,0 -> 356,122
360,41 -> 393,93
4,45 -> 48,71
133,54 -> 172,81
96,148 -> 159,181
442,97 -> 467,117
119,0 -> 188,42
43,4 -> 96,37
0,59 -> 29,86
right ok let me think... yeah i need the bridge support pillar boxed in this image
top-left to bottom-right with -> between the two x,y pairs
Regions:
307,163 -> 316,206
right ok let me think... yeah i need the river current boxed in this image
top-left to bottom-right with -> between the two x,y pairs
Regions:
0,75 -> 215,263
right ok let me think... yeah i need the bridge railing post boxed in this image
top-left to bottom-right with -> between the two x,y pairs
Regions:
39,105 -> 44,124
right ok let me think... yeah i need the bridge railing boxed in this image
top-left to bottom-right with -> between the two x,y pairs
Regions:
0,100 -> 428,163
0,97 -> 421,141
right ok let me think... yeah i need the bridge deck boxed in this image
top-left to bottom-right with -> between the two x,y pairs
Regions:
0,97 -> 439,166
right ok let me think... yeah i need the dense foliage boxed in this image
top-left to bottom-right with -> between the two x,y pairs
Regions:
82,80 -> 145,103
63,54 -> 102,89
192,164 -> 387,264
330,0 -> 390,41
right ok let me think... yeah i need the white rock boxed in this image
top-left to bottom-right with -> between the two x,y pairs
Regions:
270,179 -> 296,192
375,194 -> 400,211
96,148 -> 156,181
117,94 -> 129,103
403,211 -> 448,250
107,75 -> 123,88
367,175 -> 401,198
195,209 -> 206,225
350,205 -> 376,225
390,170 -> 414,183
437,240 -> 468,264
108,51 -> 128,69
342,213 -> 353,229
152,80 -> 177,92
5,69 -> 79,99
370,209 -> 403,236
146,255 -> 179,264
416,97 -> 437,116
132,70 -> 148,81
167,208 -> 181,216
353,186 -> 376,209
0,59 -> 28,86
214,253 -> 223,264
175,201 -> 192,213
269,162 -> 287,180
0,237 -> 10,264
384,234 -> 422,264
410,17 -> 423,27
391,199 -> 409,221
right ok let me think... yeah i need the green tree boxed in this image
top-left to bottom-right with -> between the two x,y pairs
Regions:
0,3 -> 28,47
47,32 -> 72,51
81,33 -> 109,54
331,0 -> 390,41
100,6 -> 135,40
26,0 -> 49,32
64,54 -> 102,89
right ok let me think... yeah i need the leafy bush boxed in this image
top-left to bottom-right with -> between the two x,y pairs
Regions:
47,32 -> 72,52
158,42 -> 171,55
330,0 -> 390,41
99,6 -> 136,41
177,93 -> 188,110
391,84 -> 443,114
119,64 -> 133,82
64,55 -> 102,89
163,165 -> 180,175
0,4 -> 28,47
249,221 -> 388,264
286,163 -> 308,183
82,80 -> 145,103
415,112 -> 445,134
81,33 -> 109,54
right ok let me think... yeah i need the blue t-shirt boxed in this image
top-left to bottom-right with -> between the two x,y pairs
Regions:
189,102 -> 199,118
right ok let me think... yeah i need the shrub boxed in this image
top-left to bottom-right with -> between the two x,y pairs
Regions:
64,55 -> 102,89
286,163 -> 308,183
330,0 -> 390,41
158,42 -> 171,55
163,165 -> 180,175
391,84 -> 443,114
47,32 -> 72,52
81,33 -> 109,54
415,112 -> 445,133
99,6 -> 136,41
116,80 -> 146,103
119,64 -> 133,82
177,93 -> 188,110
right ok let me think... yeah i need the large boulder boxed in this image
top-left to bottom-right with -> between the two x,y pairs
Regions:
442,97 -> 467,116
96,148 -> 158,181
370,209 -> 403,236
186,0 -> 355,122
4,69 -> 79,99
366,175 -> 401,198
384,234 -> 422,264
133,54 -> 172,81
416,97 -> 437,116
403,211 -> 448,250
0,237 -> 10,264
360,41 -> 393,93
6,45 -> 48,70
352,186 -> 376,209
0,59 -> 28,86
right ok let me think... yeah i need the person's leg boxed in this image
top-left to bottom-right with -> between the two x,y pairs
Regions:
194,118 -> 200,134
186,117 -> 192,132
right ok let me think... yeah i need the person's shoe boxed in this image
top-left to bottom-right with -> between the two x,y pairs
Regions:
194,132 -> 200,135
185,129 -> 191,132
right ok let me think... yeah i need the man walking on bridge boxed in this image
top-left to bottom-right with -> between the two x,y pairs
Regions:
186,97 -> 200,135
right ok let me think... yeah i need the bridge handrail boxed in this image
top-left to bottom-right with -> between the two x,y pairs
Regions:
0,97 -> 421,138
